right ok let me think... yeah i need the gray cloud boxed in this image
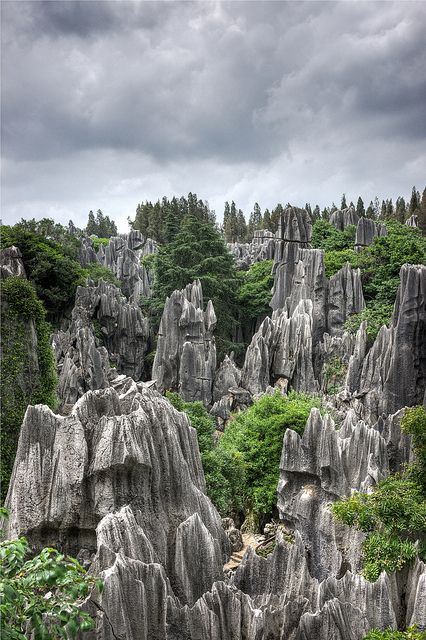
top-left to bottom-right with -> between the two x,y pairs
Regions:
1,0 -> 425,228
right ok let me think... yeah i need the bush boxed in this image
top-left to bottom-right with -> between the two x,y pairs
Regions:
401,406 -> 426,491
332,474 -> 426,581
237,260 -> 274,321
218,392 -> 320,524
1,278 -> 57,502
311,220 -> 356,252
83,263 -> 120,287
344,302 -> 394,341
363,627 -> 426,639
89,236 -> 110,250
0,508 -> 101,639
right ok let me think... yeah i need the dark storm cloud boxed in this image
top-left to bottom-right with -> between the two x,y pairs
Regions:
1,1 -> 425,227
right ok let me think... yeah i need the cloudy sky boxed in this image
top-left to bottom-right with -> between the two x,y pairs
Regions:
2,1 -> 425,231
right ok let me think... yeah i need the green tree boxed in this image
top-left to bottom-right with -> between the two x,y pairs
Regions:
149,215 -> 239,356
341,194 -> 347,209
409,186 -> 421,215
418,188 -> 426,233
395,197 -> 407,223
218,392 -> 320,526
356,197 -> 365,218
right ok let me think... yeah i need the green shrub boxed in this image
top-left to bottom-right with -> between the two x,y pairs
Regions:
401,406 -> 426,491
89,236 -> 110,250
237,260 -> 274,321
344,302 -> 394,341
218,392 -> 320,524
83,263 -> 120,287
363,626 -> 426,639
311,220 -> 356,252
0,508 -> 101,639
0,278 -> 57,502
323,250 -> 360,278
332,475 -> 426,581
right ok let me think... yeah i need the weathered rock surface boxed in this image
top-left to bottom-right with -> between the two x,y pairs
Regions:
405,214 -> 419,227
53,280 -> 149,406
0,245 -> 26,278
98,230 -> 157,302
328,263 -> 364,336
152,280 -> 217,405
228,229 -> 276,269
348,264 -> 426,417
329,205 -> 359,231
355,217 -> 387,250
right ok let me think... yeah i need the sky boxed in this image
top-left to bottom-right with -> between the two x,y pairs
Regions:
1,0 -> 426,232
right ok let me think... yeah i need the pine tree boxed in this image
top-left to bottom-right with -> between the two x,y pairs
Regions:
380,200 -> 387,219
341,194 -> 347,209
237,209 -> 247,241
262,208 -> 272,232
386,199 -> 393,218
312,205 -> 321,221
366,201 -> 375,219
356,197 -> 365,218
409,186 -> 421,214
270,204 -> 283,233
395,197 -> 407,223
252,203 -> 262,229
86,210 -> 96,235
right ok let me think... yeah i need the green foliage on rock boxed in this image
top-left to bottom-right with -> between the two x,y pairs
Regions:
364,627 -> 426,640
165,393 -> 245,516
0,509 -> 101,639
311,220 -> 357,252
89,236 -> 110,250
1,277 -> 57,502
218,392 -> 320,525
1,226 -> 86,318
83,262 -> 120,287
332,405 -> 426,582
344,302 -> 394,341
237,260 -> 274,322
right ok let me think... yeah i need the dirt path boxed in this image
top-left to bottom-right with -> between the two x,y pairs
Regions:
224,533 -> 259,571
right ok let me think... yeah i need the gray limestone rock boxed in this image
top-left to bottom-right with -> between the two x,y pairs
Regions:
152,280 -> 217,405
329,206 -> 359,231
54,280 -> 149,406
99,231 -> 157,302
405,214 -> 419,227
356,264 -> 426,416
227,229 -> 276,269
355,217 -> 387,250
212,355 -> 241,402
78,237 -> 98,266
327,263 -> 365,336
0,246 -> 26,278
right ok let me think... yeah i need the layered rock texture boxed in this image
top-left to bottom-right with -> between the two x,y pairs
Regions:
53,280 -> 149,407
355,217 -> 387,250
228,229 -> 276,269
152,280 -> 217,404
329,205 -> 359,231
97,230 -> 157,302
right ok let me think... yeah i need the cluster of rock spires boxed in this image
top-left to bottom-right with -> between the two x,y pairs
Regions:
2,209 -> 426,639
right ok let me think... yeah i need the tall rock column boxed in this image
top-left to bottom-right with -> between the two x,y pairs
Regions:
152,280 -> 217,405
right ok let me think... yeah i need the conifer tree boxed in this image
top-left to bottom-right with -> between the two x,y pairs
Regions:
356,197 -> 365,218
341,193 -> 347,209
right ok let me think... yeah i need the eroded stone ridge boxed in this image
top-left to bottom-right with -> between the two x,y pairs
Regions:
152,280 -> 217,405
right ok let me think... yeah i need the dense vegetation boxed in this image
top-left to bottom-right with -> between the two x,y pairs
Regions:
0,277 -> 57,502
85,209 -> 117,238
332,406 -> 426,581
364,628 -> 426,640
312,219 -> 426,339
0,508 -> 100,639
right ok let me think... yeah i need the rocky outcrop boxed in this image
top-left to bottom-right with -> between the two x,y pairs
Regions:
5,384 -> 228,563
271,206 -> 312,311
78,237 -> 98,266
227,229 -> 276,269
327,263 -> 364,336
241,299 -> 318,395
212,355 -> 241,403
0,246 -> 26,278
53,280 -> 149,407
152,280 -> 217,405
405,214 -> 419,228
355,217 -> 387,250
349,264 -> 426,417
329,206 -> 359,231
98,231 -> 157,302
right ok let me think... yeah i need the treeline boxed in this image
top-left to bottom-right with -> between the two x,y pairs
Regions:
131,193 -> 215,244
130,186 -> 426,244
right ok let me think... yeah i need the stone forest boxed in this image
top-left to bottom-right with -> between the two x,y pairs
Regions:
1,194 -> 425,639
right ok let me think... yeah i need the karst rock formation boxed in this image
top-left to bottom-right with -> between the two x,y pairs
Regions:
2,207 -> 426,639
